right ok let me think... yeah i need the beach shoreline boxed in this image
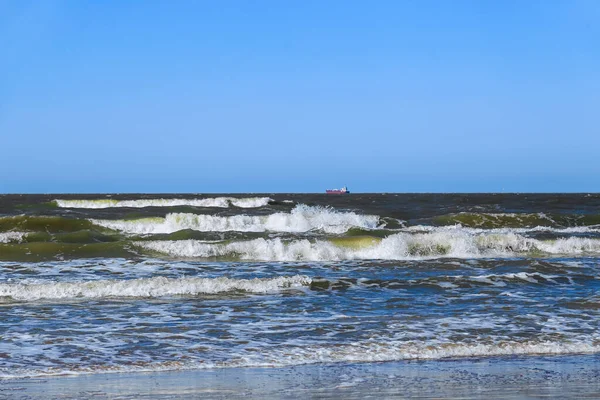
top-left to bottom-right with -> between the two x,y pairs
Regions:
3,354 -> 600,399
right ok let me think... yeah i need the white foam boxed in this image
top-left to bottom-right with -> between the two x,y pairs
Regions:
138,238 -> 346,260
2,339 -> 598,378
0,232 -> 26,243
92,205 -> 381,234
435,281 -> 458,289
55,197 -> 272,209
537,237 -> 600,254
0,275 -> 311,301
269,340 -> 600,364
470,272 -> 558,286
136,232 -> 600,261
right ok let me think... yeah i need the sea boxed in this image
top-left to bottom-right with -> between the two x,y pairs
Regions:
1,193 -> 599,381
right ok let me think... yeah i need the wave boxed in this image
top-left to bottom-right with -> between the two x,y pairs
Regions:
0,275 -> 311,302
90,213 -> 600,237
433,212 -> 600,228
259,340 -> 600,366
0,242 -> 138,262
261,340 -> 600,365
0,232 -> 26,243
403,224 -> 600,235
92,205 -> 381,234
310,271 -> 575,291
0,215 -> 95,233
136,232 -> 600,261
2,339 -> 598,378
54,197 -> 273,209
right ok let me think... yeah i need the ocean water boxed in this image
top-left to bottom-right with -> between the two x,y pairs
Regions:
0,193 -> 599,378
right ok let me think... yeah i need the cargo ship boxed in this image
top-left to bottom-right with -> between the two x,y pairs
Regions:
326,186 -> 350,194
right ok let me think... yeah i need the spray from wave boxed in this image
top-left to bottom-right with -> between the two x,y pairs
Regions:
91,205 -> 381,234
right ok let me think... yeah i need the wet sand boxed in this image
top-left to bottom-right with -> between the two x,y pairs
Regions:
2,354 -> 600,399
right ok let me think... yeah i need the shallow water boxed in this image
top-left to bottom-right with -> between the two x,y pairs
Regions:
4,355 -> 600,399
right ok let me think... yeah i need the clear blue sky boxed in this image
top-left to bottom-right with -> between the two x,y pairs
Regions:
1,0 -> 598,193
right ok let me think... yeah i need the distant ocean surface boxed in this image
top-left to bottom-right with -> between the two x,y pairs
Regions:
1,193 -> 599,378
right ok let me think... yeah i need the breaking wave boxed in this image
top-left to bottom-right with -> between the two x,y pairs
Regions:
0,232 -> 26,243
0,275 -> 311,302
136,232 -> 600,261
92,205 -> 381,234
258,340 -> 600,365
54,197 -> 272,209
2,339 -> 598,378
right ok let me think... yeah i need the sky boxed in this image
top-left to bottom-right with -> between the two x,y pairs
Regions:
1,0 -> 599,193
